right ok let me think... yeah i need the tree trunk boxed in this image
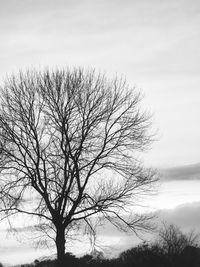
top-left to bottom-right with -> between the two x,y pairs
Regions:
56,227 -> 65,267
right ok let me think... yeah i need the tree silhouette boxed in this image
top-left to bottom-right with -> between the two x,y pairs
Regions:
0,68 -> 156,266
158,223 -> 199,256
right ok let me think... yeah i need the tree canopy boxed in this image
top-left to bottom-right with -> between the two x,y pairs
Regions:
0,68 -> 157,266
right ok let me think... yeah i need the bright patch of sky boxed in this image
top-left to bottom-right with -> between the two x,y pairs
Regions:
0,0 -> 199,168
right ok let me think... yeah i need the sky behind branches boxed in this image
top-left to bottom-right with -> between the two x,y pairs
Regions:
0,0 -> 200,264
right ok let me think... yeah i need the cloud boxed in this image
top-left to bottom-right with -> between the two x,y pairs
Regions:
160,163 -> 200,181
93,201 -> 200,254
156,202 -> 200,233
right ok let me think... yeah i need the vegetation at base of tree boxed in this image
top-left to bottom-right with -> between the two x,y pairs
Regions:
6,224 -> 200,267
7,244 -> 199,267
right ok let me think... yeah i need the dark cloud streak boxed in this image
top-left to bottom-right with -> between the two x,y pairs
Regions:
160,163 -> 200,181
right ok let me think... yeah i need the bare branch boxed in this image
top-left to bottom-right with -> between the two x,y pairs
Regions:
0,67 -> 157,263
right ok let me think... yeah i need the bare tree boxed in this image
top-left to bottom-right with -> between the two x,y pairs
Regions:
0,68 -> 156,266
157,223 -> 199,256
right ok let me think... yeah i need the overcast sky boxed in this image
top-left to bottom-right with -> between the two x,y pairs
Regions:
0,0 -> 200,264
